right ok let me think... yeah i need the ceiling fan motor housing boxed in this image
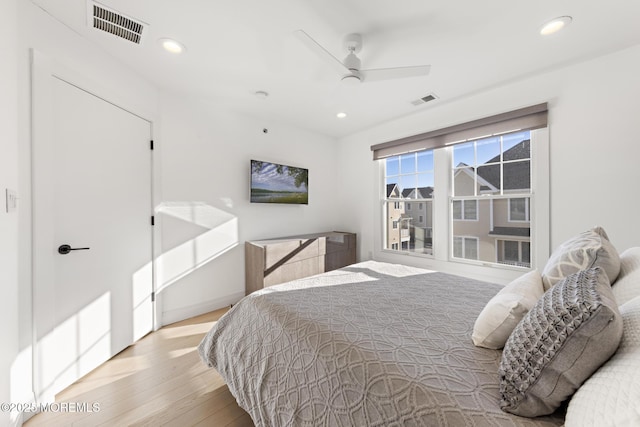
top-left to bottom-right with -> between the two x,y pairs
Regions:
343,52 -> 361,70
343,33 -> 362,54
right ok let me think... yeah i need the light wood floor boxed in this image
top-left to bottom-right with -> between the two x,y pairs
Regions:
25,308 -> 254,427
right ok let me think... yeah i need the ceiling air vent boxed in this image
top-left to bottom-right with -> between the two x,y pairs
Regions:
88,1 -> 146,45
411,93 -> 438,106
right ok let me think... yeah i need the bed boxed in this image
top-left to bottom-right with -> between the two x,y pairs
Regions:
198,261 -> 564,426
199,227 -> 640,426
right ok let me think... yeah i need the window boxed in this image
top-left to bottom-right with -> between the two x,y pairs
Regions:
509,198 -> 530,222
453,236 -> 478,260
498,240 -> 531,267
384,150 -> 434,255
380,129 -> 538,268
374,104 -> 548,271
452,200 -> 478,220
451,130 -> 532,266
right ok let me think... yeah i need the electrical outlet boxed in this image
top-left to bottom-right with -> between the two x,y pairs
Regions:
5,189 -> 17,213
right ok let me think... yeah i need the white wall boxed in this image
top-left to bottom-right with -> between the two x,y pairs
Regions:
0,0 -> 20,425
157,94 -> 342,324
338,44 -> 640,283
14,0 -> 160,414
12,4 -> 342,412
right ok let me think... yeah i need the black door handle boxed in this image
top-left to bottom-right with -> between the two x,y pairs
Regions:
58,244 -> 91,255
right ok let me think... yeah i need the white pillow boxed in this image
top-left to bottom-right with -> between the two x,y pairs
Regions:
565,295 -> 640,427
612,247 -> 640,306
472,270 -> 544,349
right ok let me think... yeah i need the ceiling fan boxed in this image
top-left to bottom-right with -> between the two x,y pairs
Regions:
294,29 -> 431,84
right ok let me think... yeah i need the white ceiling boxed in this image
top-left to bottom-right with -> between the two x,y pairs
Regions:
31,0 -> 640,138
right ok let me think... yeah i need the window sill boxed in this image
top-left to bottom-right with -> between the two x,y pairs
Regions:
375,249 -> 530,285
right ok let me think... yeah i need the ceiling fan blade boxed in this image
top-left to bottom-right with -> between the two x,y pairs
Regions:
361,65 -> 431,82
293,29 -> 350,76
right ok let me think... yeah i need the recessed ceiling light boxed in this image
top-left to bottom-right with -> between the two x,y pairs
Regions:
540,16 -> 572,36
336,112 -> 347,119
158,38 -> 186,54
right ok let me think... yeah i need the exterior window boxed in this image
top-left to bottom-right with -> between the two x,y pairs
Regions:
509,198 -> 530,222
384,150 -> 434,255
380,128 -> 540,271
453,236 -> 479,260
498,240 -> 531,267
451,130 -> 532,267
452,200 -> 478,220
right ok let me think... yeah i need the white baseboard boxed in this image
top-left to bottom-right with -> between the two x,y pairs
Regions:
160,291 -> 245,326
11,412 -> 24,427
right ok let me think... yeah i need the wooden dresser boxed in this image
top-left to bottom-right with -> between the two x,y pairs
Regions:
244,231 -> 356,294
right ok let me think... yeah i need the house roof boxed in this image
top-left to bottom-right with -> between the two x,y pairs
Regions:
476,140 -> 530,191
489,227 -> 531,237
401,186 -> 434,199
386,183 -> 400,198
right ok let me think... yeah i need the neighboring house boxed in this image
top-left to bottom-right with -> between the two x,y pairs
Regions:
452,139 -> 531,267
386,183 -> 411,250
402,187 -> 434,254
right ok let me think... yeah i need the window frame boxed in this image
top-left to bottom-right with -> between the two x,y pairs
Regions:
376,127 -> 549,279
382,150 -> 435,256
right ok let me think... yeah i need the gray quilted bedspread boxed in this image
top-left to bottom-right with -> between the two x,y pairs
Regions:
198,261 -> 565,426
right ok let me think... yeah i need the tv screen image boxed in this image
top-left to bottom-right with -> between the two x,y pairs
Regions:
250,160 -> 308,204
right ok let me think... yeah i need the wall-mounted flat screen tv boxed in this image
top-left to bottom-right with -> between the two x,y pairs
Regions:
250,160 -> 308,204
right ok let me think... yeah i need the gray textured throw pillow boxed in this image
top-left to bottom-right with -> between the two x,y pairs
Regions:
499,267 -> 623,417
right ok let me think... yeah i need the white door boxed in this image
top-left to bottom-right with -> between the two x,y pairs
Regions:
32,66 -> 153,398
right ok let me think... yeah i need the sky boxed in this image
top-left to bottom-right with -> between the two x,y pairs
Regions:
251,162 -> 308,192
385,130 -> 530,191
453,130 -> 530,166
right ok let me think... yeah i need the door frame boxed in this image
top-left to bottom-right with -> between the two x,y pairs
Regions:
30,49 -> 161,403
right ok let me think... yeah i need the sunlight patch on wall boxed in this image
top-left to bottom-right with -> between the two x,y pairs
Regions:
155,202 -> 239,294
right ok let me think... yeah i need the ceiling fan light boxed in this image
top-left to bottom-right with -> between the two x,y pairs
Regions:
540,16 -> 572,35
341,74 -> 361,85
